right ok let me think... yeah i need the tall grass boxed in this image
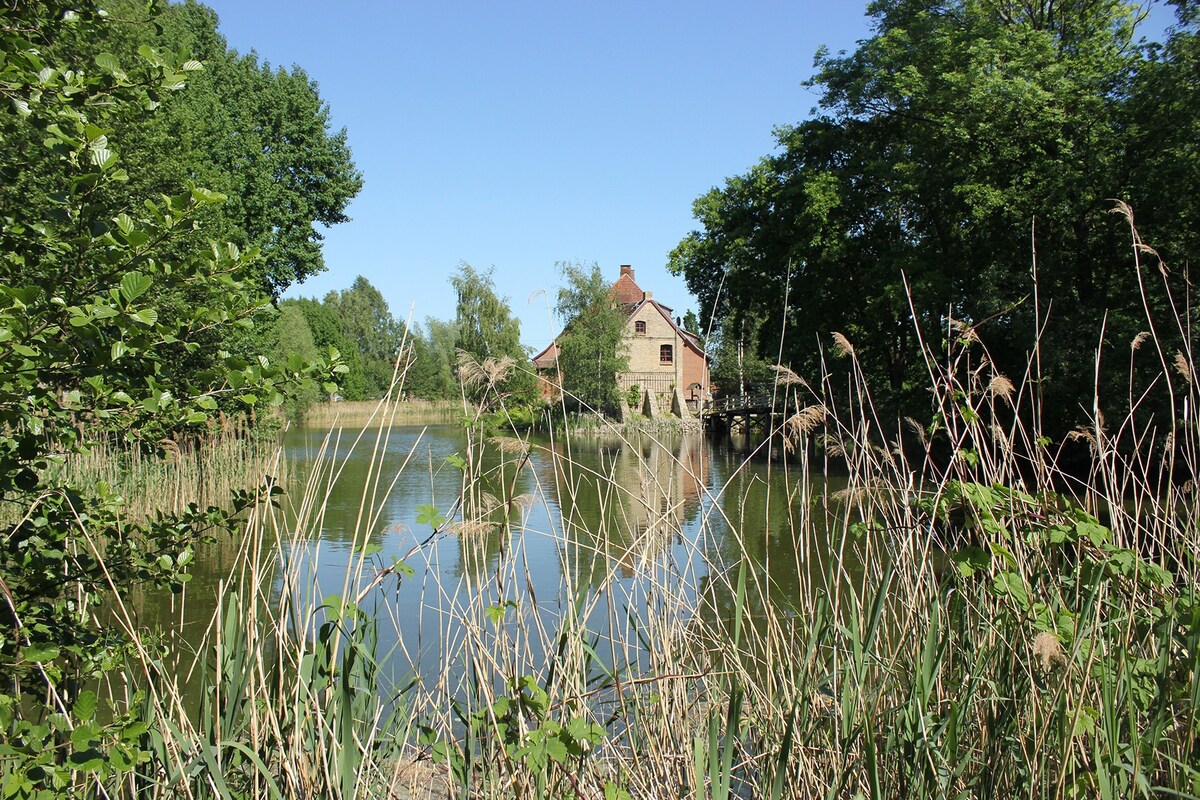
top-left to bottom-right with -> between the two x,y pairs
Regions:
67,221 -> 1200,798
54,417 -> 282,520
299,399 -> 460,430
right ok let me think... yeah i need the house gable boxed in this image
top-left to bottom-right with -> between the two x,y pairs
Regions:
533,265 -> 710,398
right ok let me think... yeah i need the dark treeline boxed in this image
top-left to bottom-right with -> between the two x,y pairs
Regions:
672,0 -> 1200,446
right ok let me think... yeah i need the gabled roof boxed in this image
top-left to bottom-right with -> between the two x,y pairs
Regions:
532,341 -> 558,370
533,265 -> 708,366
628,297 -> 706,359
612,270 -> 644,307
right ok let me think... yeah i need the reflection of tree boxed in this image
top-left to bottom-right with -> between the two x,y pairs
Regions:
541,435 -> 710,590
688,461 -> 870,681
453,437 -> 537,583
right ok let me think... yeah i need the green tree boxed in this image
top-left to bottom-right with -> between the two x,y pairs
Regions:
404,317 -> 459,399
0,3 -> 338,787
451,263 -> 538,404
709,316 -> 775,398
325,276 -> 402,399
269,303 -> 323,417
554,261 -> 629,413
3,0 -> 365,299
289,296 -> 363,398
670,0 -> 1192,438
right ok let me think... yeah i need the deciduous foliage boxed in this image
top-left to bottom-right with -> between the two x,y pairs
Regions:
554,261 -> 629,413
0,0 -> 362,301
452,263 -> 538,403
0,2 -> 338,788
281,276 -> 404,402
670,0 -> 1199,438
405,316 -> 459,400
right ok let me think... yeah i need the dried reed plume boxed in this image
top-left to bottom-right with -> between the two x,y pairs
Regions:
771,364 -> 810,389
489,436 -> 531,457
987,374 -> 1016,400
1032,631 -> 1067,671
948,317 -> 979,343
457,349 -> 516,389
1174,351 -> 1193,385
452,519 -> 496,538
831,331 -> 855,358
782,404 -> 828,452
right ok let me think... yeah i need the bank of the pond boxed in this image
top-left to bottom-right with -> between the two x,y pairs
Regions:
300,398 -> 462,429
41,387 -> 1200,800
124,412 -> 1200,799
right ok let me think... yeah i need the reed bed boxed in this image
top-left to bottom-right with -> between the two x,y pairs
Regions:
300,399 -> 460,430
53,419 -> 283,521
76,230 -> 1200,798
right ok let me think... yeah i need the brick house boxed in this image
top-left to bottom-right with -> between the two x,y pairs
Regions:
533,265 -> 710,406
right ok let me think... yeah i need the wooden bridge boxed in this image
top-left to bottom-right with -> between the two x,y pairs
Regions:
698,392 -> 782,433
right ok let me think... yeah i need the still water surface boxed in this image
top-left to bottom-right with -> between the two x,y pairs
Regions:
147,424 -> 852,685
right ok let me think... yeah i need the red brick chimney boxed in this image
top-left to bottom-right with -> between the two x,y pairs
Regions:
620,264 -> 634,279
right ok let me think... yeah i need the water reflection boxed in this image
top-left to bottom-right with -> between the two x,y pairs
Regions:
143,424 -> 855,689
545,434 -> 709,589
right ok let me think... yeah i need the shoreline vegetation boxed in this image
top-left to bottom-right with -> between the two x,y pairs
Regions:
54,267 -> 1200,795
299,398 -> 462,430
3,1 -> 1199,797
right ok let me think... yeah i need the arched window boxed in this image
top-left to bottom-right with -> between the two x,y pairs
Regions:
660,344 -> 673,364
634,320 -> 646,334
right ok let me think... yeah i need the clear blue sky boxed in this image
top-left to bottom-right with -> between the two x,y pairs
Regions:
194,1 -> 875,349
196,1 -> 1167,350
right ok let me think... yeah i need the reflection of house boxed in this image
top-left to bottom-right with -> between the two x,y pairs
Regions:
533,265 -> 710,402
544,435 -> 711,582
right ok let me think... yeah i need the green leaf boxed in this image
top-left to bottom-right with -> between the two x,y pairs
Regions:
70,722 -> 98,749
543,736 -> 569,763
23,643 -> 60,663
94,53 -> 122,73
119,272 -> 152,302
951,546 -> 991,578
109,743 -> 134,772
72,690 -> 97,722
416,503 -> 446,528
68,750 -> 105,773
129,308 -> 157,326
110,341 -> 129,360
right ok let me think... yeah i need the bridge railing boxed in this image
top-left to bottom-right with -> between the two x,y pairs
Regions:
701,392 -> 777,415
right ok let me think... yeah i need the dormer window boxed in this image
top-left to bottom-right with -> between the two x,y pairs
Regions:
635,320 -> 647,335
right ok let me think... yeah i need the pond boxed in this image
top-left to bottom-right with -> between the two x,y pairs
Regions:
142,423 -> 858,696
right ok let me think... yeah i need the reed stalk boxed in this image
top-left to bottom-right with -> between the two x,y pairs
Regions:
60,225 -> 1200,798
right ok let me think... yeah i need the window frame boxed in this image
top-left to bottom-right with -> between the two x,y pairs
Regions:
659,344 -> 673,364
